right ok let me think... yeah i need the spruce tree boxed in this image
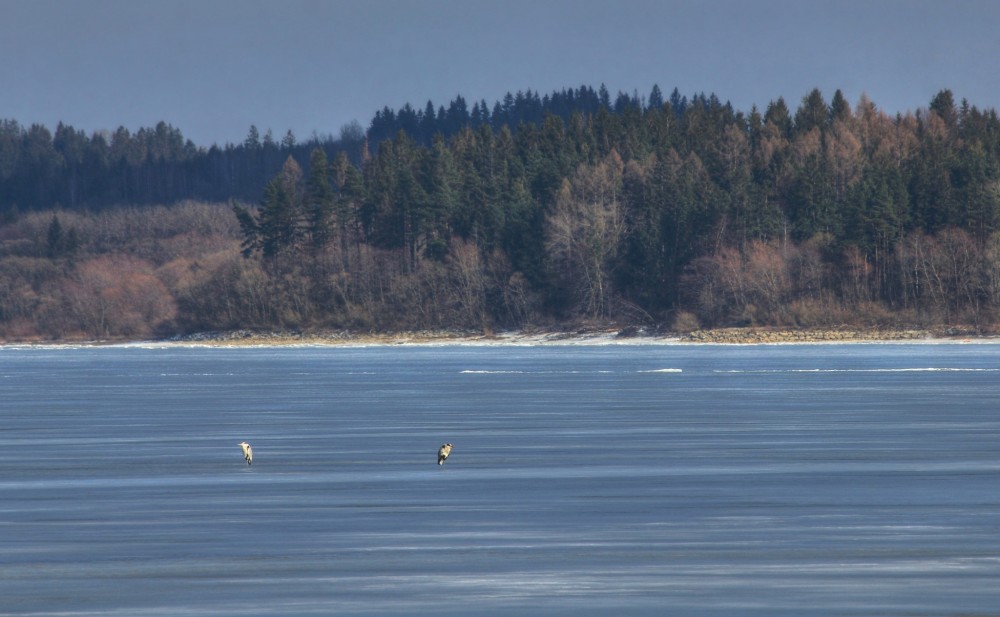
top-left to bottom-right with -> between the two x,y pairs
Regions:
46,214 -> 64,259
305,148 -> 335,251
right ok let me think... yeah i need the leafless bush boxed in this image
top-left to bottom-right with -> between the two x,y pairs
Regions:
671,310 -> 700,333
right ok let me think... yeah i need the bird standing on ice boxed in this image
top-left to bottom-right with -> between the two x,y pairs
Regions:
437,443 -> 453,465
239,441 -> 253,466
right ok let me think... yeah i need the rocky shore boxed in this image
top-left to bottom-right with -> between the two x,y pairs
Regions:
160,325 -> 994,347
168,329 -> 488,346
680,327 -> 934,344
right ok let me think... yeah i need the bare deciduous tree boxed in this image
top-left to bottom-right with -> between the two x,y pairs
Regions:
545,150 -> 627,319
64,255 -> 177,338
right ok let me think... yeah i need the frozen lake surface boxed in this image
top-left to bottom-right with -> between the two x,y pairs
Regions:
1,343 -> 999,616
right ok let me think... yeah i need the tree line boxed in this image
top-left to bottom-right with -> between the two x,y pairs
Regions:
0,118 -> 368,212
0,85 -> 726,214
1,85 -> 1000,341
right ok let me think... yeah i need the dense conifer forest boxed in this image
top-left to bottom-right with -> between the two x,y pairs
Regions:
2,85 -> 1000,341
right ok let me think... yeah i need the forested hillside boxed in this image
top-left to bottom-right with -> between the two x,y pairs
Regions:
2,85 -> 1000,341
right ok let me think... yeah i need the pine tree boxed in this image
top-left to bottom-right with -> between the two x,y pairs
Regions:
794,89 -> 828,135
764,98 -> 794,138
830,89 -> 852,124
258,175 -> 298,259
647,84 -> 664,110
420,134 -> 458,260
305,148 -> 335,250
237,156 -> 305,261
46,214 -> 64,259
331,151 -> 365,268
244,125 -> 261,150
929,89 -> 958,130
232,201 -> 261,258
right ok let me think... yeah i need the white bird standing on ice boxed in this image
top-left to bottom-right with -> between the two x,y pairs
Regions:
239,441 -> 253,466
437,443 -> 453,465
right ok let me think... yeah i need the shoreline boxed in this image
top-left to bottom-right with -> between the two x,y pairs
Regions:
162,324 -> 995,346
5,325 -> 994,348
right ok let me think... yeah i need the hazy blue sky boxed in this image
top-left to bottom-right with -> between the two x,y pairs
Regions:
3,0 -> 998,146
